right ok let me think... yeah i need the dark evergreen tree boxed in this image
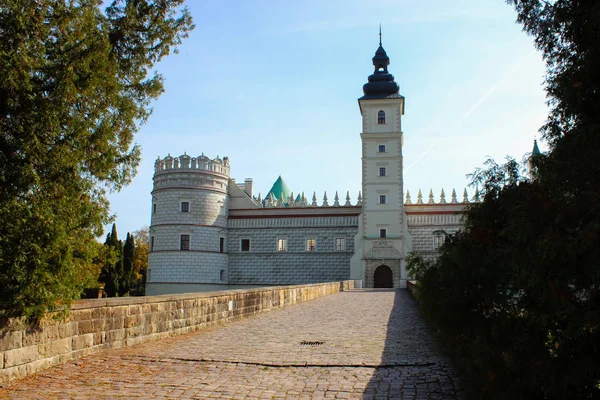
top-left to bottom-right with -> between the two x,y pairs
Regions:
100,223 -> 124,297
409,1 -> 600,398
0,1 -> 193,323
122,232 -> 135,296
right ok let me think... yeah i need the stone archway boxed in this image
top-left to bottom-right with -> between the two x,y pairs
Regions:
374,265 -> 393,288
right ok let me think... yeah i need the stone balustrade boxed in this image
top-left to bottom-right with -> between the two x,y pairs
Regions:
0,280 -> 357,384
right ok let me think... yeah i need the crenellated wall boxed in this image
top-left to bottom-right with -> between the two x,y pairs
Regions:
0,281 -> 357,384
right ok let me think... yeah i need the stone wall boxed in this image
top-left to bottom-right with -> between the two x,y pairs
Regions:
0,280 -> 356,384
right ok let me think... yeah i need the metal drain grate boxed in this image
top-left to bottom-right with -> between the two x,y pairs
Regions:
300,341 -> 324,346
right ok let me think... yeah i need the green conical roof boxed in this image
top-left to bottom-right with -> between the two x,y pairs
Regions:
265,176 -> 292,204
532,140 -> 541,156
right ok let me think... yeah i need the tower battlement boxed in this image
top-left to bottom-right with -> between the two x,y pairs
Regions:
154,153 -> 230,176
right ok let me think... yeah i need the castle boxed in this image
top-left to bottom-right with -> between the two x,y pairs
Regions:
145,38 -> 476,296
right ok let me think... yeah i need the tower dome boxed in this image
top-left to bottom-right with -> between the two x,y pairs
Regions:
361,29 -> 400,99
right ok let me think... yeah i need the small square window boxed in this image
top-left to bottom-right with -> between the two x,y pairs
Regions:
181,201 -> 190,212
180,234 -> 190,250
241,239 -> 250,252
379,167 -> 386,177
379,195 -> 387,204
277,239 -> 288,252
379,229 -> 387,239
334,238 -> 346,251
378,145 -> 386,153
306,239 -> 316,252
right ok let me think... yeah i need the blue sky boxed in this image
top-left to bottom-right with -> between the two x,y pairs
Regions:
106,0 -> 548,238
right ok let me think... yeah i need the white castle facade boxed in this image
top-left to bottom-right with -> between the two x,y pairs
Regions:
146,41 -> 476,296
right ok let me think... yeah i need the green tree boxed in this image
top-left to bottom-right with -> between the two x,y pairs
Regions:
131,226 -> 149,296
121,232 -> 135,296
411,1 -> 600,397
0,0 -> 193,323
99,223 -> 123,297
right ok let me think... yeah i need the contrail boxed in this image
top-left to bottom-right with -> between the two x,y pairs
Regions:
405,49 -> 536,172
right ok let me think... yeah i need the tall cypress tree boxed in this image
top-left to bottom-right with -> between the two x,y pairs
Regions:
122,232 -> 135,296
100,223 -> 123,297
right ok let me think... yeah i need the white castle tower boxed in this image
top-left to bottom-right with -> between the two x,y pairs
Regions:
350,33 -> 411,288
147,153 -> 230,294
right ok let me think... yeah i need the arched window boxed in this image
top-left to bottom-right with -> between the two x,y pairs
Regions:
377,110 -> 386,124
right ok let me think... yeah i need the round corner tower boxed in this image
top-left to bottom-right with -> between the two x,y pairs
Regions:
146,153 -> 230,295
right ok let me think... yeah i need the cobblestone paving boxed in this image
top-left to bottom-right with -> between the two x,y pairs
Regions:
0,289 -> 462,399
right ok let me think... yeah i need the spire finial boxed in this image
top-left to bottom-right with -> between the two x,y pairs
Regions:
379,24 -> 382,46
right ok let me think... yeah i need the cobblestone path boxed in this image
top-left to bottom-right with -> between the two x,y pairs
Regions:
0,289 -> 462,399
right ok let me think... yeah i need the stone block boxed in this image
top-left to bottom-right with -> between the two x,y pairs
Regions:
110,306 -> 127,318
72,309 -> 93,322
124,315 -> 138,328
0,364 -> 28,384
37,338 -> 71,358
106,329 -> 125,343
22,325 -> 59,346
92,331 -> 105,346
127,304 -> 142,316
57,322 -> 78,339
91,307 -> 108,320
72,334 -> 94,350
77,320 -> 94,335
0,331 -> 23,352
4,345 -> 38,368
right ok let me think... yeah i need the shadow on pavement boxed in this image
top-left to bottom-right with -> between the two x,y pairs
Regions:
361,289 -> 463,399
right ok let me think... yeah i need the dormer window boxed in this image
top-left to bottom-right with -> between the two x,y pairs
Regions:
378,110 -> 386,124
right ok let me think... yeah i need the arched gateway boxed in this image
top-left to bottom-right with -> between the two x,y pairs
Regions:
374,265 -> 393,288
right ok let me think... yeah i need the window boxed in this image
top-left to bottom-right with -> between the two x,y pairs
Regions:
433,232 -> 446,249
220,237 -> 225,253
378,145 -> 386,153
277,238 -> 288,252
241,239 -> 250,252
181,201 -> 190,212
379,229 -> 387,238
150,236 -> 154,252
379,167 -> 387,177
306,239 -> 316,252
220,270 -> 225,281
153,203 -> 156,214
378,110 -> 386,124
334,238 -> 346,251
379,194 -> 387,204
180,234 -> 190,250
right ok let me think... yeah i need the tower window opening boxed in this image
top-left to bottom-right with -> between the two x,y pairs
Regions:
220,237 -> 225,253
180,234 -> 190,251
379,194 -> 387,204
306,238 -> 316,252
181,201 -> 190,212
379,167 -> 387,177
377,110 -> 386,124
153,203 -> 156,214
220,270 -> 225,281
378,65 -> 385,72
380,229 -> 387,239
378,145 -> 386,153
